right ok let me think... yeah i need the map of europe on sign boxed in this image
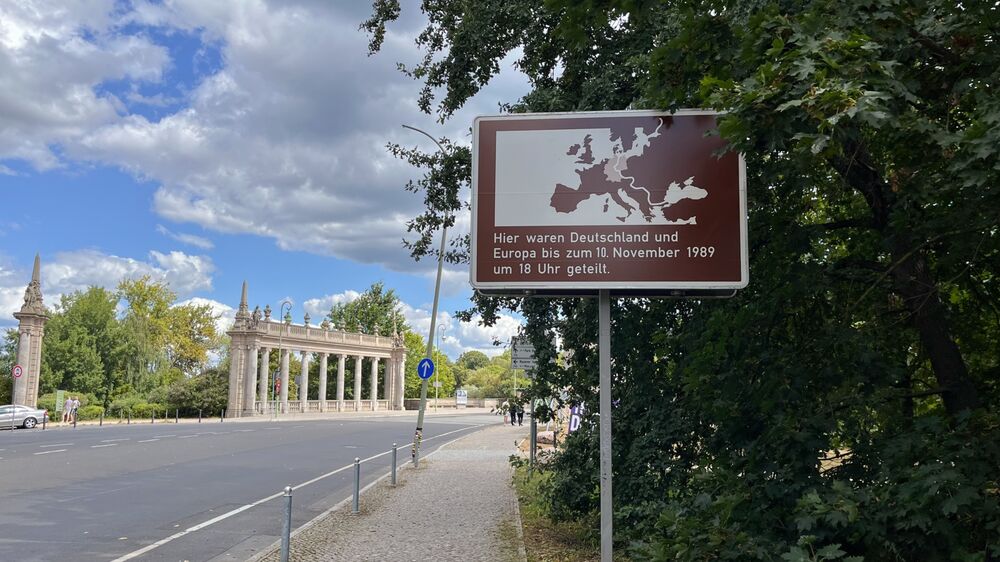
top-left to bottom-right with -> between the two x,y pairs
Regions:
495,124 -> 708,226
472,110 -> 748,292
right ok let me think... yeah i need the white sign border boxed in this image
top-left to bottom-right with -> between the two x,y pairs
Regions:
470,109 -> 749,292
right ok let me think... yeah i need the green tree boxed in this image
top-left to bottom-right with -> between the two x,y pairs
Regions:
457,350 -> 490,371
118,276 -> 174,393
119,276 -> 218,390
326,281 -> 408,335
366,1 -> 1000,559
40,287 -> 126,406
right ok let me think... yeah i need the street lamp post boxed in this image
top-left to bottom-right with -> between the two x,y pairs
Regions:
402,123 -> 450,466
273,301 -> 292,419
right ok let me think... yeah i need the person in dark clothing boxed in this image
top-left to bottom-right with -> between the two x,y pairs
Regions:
509,402 -> 519,426
516,405 -> 524,426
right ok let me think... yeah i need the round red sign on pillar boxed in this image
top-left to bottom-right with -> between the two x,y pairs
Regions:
12,364 -> 23,378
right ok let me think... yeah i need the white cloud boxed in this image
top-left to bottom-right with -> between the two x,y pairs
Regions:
156,224 -> 214,249
400,301 -> 520,359
43,249 -> 213,297
1,0 -> 530,277
302,290 -> 361,321
0,0 -> 170,169
0,249 -> 215,326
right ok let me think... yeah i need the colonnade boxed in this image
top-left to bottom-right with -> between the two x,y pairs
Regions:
225,282 -> 407,418
230,346 -> 407,415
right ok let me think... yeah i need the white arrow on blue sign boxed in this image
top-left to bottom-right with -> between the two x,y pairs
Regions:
417,358 -> 435,380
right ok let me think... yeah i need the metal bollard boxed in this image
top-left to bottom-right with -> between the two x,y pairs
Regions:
352,457 -> 361,514
152,412 -> 155,424
221,410 -> 225,422
42,415 -> 46,430
99,411 -> 103,427
198,409 -> 202,423
175,409 -> 179,424
280,486 -> 292,562
391,443 -> 398,487
127,411 -> 131,425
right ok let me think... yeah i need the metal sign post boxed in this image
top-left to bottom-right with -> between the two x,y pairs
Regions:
404,124 -> 450,469
598,290 -> 613,561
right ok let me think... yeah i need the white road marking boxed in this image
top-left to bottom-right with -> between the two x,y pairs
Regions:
101,438 -> 130,443
34,449 -> 67,455
177,435 -> 197,439
153,434 -> 176,438
264,427 -> 281,430
137,439 -> 159,443
91,443 -> 118,448
40,443 -> 73,448
344,445 -> 358,449
110,423 -> 485,562
235,429 -> 254,432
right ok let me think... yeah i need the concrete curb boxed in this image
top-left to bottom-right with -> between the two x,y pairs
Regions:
33,408 -> 493,431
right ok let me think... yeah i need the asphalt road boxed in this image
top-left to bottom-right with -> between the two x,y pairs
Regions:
0,411 -> 494,561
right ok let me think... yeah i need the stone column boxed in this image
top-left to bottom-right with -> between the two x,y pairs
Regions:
318,353 -> 328,412
396,353 -> 407,410
12,328 -> 30,405
227,339 -> 243,417
300,351 -> 310,413
280,349 -> 290,413
385,359 -> 394,410
353,356 -> 363,411
13,254 -> 49,408
243,344 -> 259,415
336,354 -> 346,412
258,348 -> 270,411
370,357 -> 380,411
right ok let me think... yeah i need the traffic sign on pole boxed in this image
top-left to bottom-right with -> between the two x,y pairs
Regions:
417,358 -> 435,380
471,110 -> 748,562
12,364 -> 23,378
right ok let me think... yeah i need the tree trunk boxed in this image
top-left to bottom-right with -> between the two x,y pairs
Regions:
890,245 -> 981,415
831,140 -> 980,417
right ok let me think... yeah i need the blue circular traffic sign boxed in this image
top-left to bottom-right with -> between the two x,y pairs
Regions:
417,358 -> 435,380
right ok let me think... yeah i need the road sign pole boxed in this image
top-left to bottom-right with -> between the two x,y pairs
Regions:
599,289 -> 613,562
404,123 -> 449,469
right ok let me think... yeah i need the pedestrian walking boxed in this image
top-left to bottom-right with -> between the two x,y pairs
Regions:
70,396 -> 80,425
63,396 -> 74,422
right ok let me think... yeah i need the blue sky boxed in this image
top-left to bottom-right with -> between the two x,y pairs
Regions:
0,0 -> 526,358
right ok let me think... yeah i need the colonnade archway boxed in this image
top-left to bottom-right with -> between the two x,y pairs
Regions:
226,282 -> 407,417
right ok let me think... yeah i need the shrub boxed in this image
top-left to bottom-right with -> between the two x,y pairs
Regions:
77,405 -> 104,420
130,402 -> 166,419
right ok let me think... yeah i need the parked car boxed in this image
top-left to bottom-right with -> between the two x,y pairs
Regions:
0,404 -> 49,429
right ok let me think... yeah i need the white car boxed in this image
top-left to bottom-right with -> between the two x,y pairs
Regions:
0,404 -> 49,429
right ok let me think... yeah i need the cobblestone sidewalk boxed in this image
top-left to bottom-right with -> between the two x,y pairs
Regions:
258,424 -> 528,562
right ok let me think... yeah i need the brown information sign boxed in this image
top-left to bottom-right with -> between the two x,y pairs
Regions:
471,110 -> 747,295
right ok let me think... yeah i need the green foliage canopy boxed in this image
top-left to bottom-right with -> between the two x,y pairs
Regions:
365,0 -> 1000,559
